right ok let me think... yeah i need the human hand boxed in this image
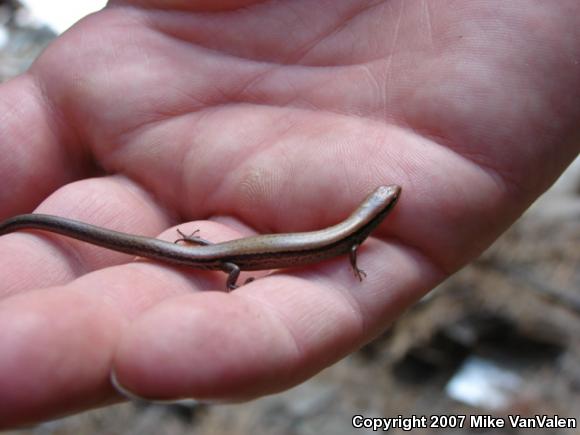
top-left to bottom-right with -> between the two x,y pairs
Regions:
1,0 -> 579,427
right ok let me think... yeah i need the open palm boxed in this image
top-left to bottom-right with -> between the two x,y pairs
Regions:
0,0 -> 578,427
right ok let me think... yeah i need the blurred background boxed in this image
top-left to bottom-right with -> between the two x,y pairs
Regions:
1,1 -> 579,433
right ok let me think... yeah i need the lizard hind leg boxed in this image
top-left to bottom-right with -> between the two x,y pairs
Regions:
174,228 -> 213,246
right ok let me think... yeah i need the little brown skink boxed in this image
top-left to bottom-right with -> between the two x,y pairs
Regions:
0,185 -> 401,290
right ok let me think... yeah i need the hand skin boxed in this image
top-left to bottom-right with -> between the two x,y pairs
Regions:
0,0 -> 579,427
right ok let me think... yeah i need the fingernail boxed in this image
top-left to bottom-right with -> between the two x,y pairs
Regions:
110,370 -> 229,406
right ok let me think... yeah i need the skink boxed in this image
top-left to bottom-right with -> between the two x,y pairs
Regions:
0,185 -> 401,290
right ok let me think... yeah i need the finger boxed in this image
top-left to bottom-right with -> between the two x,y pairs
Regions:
0,76 -> 88,218
0,287 -> 122,428
0,209 -> 263,426
0,255 -> 224,427
0,227 -> 435,426
0,175 -> 176,297
112,239 -> 441,401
